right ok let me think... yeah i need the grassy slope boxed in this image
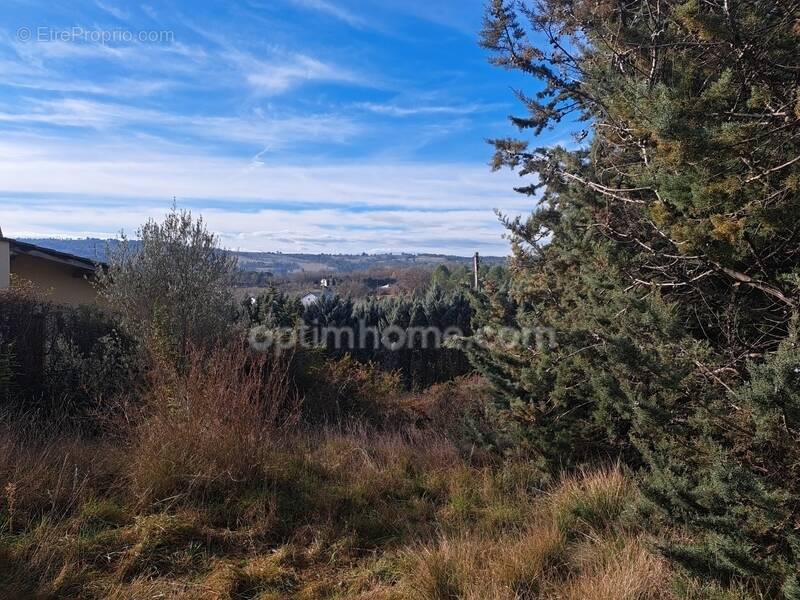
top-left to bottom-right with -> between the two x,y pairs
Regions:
0,351 -> 754,599
0,432 -> 755,599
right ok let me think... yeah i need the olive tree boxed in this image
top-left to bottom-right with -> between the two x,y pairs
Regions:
98,208 -> 237,361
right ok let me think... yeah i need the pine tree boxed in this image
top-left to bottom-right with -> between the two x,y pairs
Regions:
241,285 -> 303,328
477,0 -> 800,591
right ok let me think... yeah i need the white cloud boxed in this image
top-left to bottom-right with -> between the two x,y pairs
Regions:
291,0 -> 367,28
224,49 -> 363,96
180,23 -> 372,96
357,102 -> 489,117
94,0 -> 131,21
2,18 -> 370,99
0,137 -> 527,209
3,77 -> 173,97
0,135 -> 532,254
0,98 -> 363,147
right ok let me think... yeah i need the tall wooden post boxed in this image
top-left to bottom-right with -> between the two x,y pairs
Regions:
472,252 -> 480,291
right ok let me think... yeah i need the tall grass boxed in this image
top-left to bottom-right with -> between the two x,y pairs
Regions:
0,416 -> 122,531
126,342 -> 298,506
0,346 -> 744,599
401,465 -> 661,600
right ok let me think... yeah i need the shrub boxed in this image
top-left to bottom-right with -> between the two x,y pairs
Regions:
303,355 -> 404,424
0,285 -> 139,424
643,325 -> 800,596
405,375 -> 505,458
126,341 -> 298,506
477,0 -> 800,592
98,208 -> 237,363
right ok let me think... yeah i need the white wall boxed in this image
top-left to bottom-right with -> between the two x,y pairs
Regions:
0,240 -> 9,289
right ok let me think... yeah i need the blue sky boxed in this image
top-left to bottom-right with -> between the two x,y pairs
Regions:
0,0 -> 560,255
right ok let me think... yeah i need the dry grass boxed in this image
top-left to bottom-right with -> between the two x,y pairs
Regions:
559,536 -> 671,600
126,343 -> 299,507
0,350 -> 740,599
0,418 -> 123,532
399,466 -> 686,600
545,464 -> 635,535
403,524 -> 566,600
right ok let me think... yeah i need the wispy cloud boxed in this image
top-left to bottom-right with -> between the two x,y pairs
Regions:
0,135 -> 530,214
290,0 -> 367,28
0,98 -> 363,147
1,76 -> 173,97
5,35 -> 205,76
367,0 -> 480,33
177,22 -> 370,96
94,0 -> 131,21
358,101 -> 491,117
231,50 -> 362,95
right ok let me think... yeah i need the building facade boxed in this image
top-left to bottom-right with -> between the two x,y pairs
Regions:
0,237 -> 101,306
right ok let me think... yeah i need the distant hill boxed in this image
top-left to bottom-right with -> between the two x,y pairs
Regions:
18,238 -> 122,262
19,238 -> 507,275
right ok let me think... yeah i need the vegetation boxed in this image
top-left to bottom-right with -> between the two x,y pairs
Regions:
0,280 -> 140,422
0,347 -> 732,598
1,1 -> 799,597
98,208 -> 238,363
0,209 -> 726,599
473,0 -> 800,595
242,284 -> 475,390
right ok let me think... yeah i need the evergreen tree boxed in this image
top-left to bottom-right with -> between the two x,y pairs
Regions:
240,285 -> 303,328
476,0 -> 800,591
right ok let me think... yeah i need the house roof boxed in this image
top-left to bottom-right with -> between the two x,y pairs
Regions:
2,237 -> 104,273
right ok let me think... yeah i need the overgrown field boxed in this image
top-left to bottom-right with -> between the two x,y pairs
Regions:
0,348 -> 745,599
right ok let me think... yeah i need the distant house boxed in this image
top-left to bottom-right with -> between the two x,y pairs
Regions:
301,292 -> 322,307
0,235 -> 102,306
300,277 -> 335,307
